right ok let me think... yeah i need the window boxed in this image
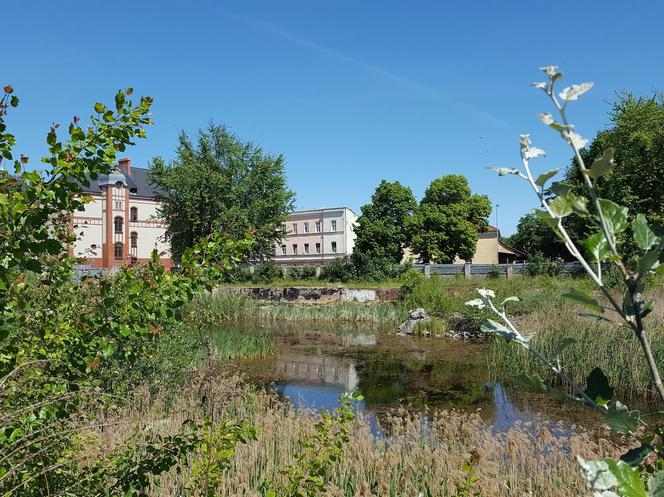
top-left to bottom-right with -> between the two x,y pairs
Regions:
292,244 -> 298,255
304,222 -> 309,233
292,223 -> 298,234
331,220 -> 337,231
114,242 -> 123,260
115,201 -> 122,209
130,231 -> 138,248
331,241 -> 337,253
115,181 -> 123,189
315,243 -> 321,254
281,244 -> 287,255
130,207 -> 138,222
114,216 -> 123,234
315,221 -> 321,233
304,243 -> 309,254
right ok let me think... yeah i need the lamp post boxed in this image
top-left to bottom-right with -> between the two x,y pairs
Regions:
495,203 -> 500,264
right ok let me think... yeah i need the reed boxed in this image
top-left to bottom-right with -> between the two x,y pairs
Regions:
93,374 -> 622,497
491,288 -> 664,404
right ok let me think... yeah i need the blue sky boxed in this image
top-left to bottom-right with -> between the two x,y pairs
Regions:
5,0 -> 663,234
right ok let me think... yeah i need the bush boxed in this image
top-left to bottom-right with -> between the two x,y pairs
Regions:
253,260 -> 283,283
287,265 -> 317,281
488,265 -> 502,279
524,252 -> 561,277
399,270 -> 458,318
351,252 -> 410,281
319,256 -> 357,282
223,265 -> 253,283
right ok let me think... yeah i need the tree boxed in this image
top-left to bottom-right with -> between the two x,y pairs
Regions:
353,180 -> 417,266
563,91 -> 664,251
407,175 -> 491,263
503,212 -> 570,260
149,124 -> 295,261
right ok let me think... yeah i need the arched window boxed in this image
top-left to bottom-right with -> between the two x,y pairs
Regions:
130,231 -> 138,248
130,207 -> 138,222
114,216 -> 123,234
115,181 -> 124,189
114,242 -> 123,260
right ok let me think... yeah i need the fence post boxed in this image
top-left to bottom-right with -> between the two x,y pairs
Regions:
464,263 -> 471,279
424,264 -> 431,278
315,266 -> 321,278
506,264 -> 513,279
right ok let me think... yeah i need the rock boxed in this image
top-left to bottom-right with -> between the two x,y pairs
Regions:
398,308 -> 431,335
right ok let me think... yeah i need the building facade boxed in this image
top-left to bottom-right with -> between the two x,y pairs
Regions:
403,226 -> 525,264
273,208 -> 358,266
71,158 -> 172,270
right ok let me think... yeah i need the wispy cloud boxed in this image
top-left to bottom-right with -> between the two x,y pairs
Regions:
220,10 -> 509,127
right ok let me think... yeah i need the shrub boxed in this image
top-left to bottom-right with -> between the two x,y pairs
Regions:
318,256 -> 356,282
488,265 -> 502,279
287,265 -> 317,281
524,252 -> 561,277
253,260 -> 283,283
399,270 -> 458,318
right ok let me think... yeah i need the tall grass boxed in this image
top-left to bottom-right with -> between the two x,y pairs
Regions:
187,291 -> 405,325
491,289 -> 664,404
208,326 -> 277,360
94,374 -> 622,497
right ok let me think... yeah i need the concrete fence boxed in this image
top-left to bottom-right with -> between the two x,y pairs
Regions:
412,262 -> 583,279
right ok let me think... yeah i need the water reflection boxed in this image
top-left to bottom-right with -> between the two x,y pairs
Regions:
218,323 -> 594,433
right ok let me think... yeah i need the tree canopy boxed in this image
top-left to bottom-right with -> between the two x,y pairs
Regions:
149,124 -> 295,261
353,180 -> 417,265
566,91 -> 664,226
508,91 -> 664,260
502,212 -> 569,260
406,175 -> 491,263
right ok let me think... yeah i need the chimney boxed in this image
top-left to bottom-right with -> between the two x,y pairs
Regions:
118,157 -> 131,174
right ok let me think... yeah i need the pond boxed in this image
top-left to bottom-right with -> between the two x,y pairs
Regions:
214,322 -> 604,433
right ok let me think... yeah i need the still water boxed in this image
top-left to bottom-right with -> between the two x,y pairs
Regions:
216,322 -> 601,433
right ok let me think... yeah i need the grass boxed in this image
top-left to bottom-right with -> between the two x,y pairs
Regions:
187,291 -> 406,325
208,326 -> 277,360
491,287 -> 664,404
221,278 -> 403,289
93,372 -> 623,497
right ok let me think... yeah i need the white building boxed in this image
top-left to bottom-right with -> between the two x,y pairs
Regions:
70,158 -> 172,270
274,207 -> 358,266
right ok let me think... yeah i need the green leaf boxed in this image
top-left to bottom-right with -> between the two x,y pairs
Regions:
513,373 -> 548,392
552,337 -> 576,359
535,169 -> 559,187
605,459 -> 647,497
598,198 -> 629,238
648,472 -> 664,497
564,287 -> 603,313
480,319 -> 519,342
633,214 -> 660,252
587,232 -> 612,263
577,456 -> 618,494
559,82 -> 594,102
638,249 -> 660,275
549,195 -> 573,218
551,181 -> 571,197
620,443 -> 654,467
584,367 -> 614,405
489,167 -> 521,176
569,192 -> 590,216
607,401 -> 640,434
590,148 -> 616,179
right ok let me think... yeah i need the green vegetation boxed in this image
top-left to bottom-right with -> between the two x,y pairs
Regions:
506,90 -> 664,261
352,180 -> 417,269
208,326 -> 276,360
149,123 -> 295,262
407,175 -> 492,263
